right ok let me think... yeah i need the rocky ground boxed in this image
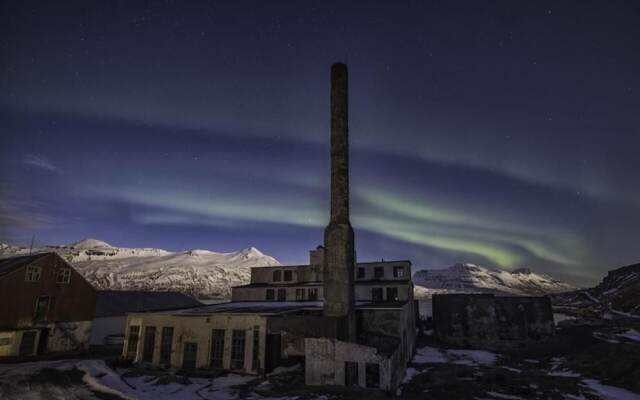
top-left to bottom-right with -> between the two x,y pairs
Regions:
1,318 -> 639,400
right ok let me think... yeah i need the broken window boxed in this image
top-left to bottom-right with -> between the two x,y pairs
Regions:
372,288 -> 383,302
308,288 -> 318,300
56,268 -> 71,284
284,270 -> 293,281
25,265 -> 41,282
374,266 -> 385,279
277,288 -> 287,302
252,326 -> 260,371
266,289 -> 275,301
295,289 -> 304,301
386,287 -> 399,301
365,363 -> 380,388
357,267 -> 365,279
142,326 -> 156,362
127,325 -> 140,358
345,361 -> 359,386
272,270 -> 281,282
159,327 -> 173,365
210,329 -> 225,368
231,330 -> 246,370
393,266 -> 405,278
33,296 -> 49,322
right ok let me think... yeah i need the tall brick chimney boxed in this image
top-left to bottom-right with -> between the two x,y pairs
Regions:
323,63 -> 356,342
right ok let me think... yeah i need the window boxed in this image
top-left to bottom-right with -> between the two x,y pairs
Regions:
345,361 -> 359,386
34,296 -> 49,322
266,289 -> 275,301
277,288 -> 287,302
295,289 -> 304,301
284,270 -> 293,282
127,326 -> 140,357
160,327 -> 174,365
56,268 -> 71,284
308,288 -> 318,301
272,270 -> 281,282
374,266 -> 385,279
372,288 -> 383,302
387,287 -> 399,301
25,265 -> 41,282
252,326 -> 260,371
231,330 -> 246,370
366,363 -> 380,388
393,266 -> 405,278
142,326 -> 156,362
210,329 -> 225,368
357,268 -> 365,279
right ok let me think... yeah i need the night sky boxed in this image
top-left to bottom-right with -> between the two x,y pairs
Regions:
1,1 -> 639,286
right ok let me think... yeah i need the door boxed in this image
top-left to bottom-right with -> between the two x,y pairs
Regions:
210,329 -> 225,368
264,334 -> 281,373
19,331 -> 37,357
345,361 -> 359,386
182,342 -> 198,369
142,326 -> 156,362
36,328 -> 49,355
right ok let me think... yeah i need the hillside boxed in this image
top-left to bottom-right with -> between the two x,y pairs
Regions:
0,239 -> 281,299
413,263 -> 575,299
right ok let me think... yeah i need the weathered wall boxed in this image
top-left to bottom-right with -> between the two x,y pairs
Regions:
46,320 -> 92,352
305,338 -> 403,391
0,253 -> 97,329
433,294 -> 554,349
231,285 -> 323,302
124,312 -> 266,374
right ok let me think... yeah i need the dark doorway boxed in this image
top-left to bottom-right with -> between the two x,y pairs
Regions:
19,331 -> 37,357
182,342 -> 198,369
264,333 -> 281,373
36,328 -> 49,355
142,326 -> 156,362
345,361 -> 359,386
366,363 -> 380,388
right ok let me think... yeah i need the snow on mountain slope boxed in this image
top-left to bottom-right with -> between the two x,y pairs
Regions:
413,263 -> 575,299
0,239 -> 280,299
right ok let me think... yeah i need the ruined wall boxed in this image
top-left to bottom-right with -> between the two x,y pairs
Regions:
433,294 -> 554,349
231,285 -> 323,302
305,337 -> 402,391
124,313 -> 266,374
46,320 -> 92,352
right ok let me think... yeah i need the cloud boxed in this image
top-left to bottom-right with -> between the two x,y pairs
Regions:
22,154 -> 59,172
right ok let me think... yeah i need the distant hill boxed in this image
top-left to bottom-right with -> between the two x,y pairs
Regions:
0,239 -> 281,299
413,263 -> 575,299
552,262 -> 640,318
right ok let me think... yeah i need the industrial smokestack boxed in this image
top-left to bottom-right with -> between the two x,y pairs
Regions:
323,63 -> 356,342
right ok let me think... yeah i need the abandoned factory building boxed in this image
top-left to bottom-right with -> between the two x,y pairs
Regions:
122,63 -> 418,391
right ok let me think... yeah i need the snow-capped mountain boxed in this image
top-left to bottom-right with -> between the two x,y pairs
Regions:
413,263 -> 575,299
0,239 -> 281,298
552,262 -> 640,317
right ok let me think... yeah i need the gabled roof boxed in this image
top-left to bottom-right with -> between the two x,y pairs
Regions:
0,252 -> 50,278
95,290 -> 203,317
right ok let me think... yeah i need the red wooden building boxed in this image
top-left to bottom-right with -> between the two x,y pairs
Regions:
0,252 -> 97,358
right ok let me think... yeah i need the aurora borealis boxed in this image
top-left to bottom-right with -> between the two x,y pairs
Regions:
1,1 -> 639,286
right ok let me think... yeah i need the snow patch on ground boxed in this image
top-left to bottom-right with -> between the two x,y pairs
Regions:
411,346 -> 498,366
581,379 -> 640,400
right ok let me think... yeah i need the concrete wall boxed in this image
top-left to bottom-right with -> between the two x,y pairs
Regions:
0,330 -> 40,357
46,320 -> 92,352
433,294 -> 554,349
305,338 -> 403,391
123,312 -> 266,374
231,285 -> 323,302
354,283 -> 412,302
90,316 -> 126,345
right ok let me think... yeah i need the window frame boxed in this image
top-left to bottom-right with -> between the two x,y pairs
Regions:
265,289 -> 275,301
357,267 -> 365,279
25,265 -> 42,282
393,266 -> 405,278
371,288 -> 383,302
272,270 -> 281,282
308,288 -> 318,301
230,329 -> 246,370
374,266 -> 385,279
56,268 -> 72,284
283,270 -> 293,282
295,288 -> 304,301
